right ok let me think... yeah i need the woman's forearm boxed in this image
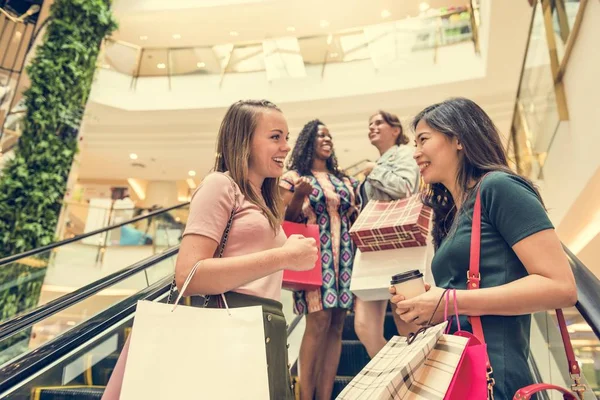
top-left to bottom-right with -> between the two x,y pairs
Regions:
176,247 -> 288,296
457,274 -> 577,316
285,193 -> 305,222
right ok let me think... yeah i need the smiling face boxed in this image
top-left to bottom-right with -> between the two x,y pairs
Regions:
413,119 -> 462,186
368,113 -> 400,152
313,125 -> 333,160
248,109 -> 291,182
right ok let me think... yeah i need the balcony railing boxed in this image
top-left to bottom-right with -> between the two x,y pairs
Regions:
100,4 -> 480,90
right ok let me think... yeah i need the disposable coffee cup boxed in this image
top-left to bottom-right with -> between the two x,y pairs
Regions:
390,270 -> 425,299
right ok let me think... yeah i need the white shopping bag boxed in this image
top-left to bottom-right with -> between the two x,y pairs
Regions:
120,301 -> 269,399
350,246 -> 429,301
120,261 -> 269,399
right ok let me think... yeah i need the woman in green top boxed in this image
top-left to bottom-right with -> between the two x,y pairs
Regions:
390,97 -> 577,399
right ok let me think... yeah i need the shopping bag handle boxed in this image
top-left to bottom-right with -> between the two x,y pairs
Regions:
406,288 -> 449,344
443,289 -> 461,333
513,383 -> 577,400
171,260 -> 230,314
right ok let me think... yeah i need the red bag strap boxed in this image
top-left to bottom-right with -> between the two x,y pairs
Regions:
467,189 -> 490,371
470,180 -> 585,398
556,309 -> 582,377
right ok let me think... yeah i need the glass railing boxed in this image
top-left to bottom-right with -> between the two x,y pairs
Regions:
0,252 -> 177,368
0,271 -> 174,398
549,0 -> 584,63
0,203 -> 188,324
56,201 -> 189,247
0,8 -> 37,146
100,4 -> 479,85
512,1 -> 559,179
510,0 -> 587,178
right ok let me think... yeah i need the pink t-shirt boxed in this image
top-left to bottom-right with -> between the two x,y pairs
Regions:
182,172 -> 286,301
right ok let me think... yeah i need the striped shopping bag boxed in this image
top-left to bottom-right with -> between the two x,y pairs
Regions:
336,322 -> 471,400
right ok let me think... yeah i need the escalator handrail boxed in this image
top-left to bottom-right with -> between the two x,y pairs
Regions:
564,245 -> 600,339
0,246 -> 179,342
0,275 -> 173,393
0,202 -> 190,267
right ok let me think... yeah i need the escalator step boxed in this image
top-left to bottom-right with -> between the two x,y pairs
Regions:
342,312 -> 398,341
332,376 -> 354,399
33,386 -> 104,400
337,340 -> 370,376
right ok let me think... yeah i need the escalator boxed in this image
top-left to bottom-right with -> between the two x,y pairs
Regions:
0,206 -> 598,398
0,242 -> 598,399
0,201 -> 190,327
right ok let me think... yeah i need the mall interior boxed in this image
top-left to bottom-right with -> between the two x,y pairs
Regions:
0,0 -> 599,398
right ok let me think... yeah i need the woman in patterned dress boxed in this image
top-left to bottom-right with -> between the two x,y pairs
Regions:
280,119 -> 361,400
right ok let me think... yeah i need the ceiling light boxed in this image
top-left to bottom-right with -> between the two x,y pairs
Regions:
172,34 -> 181,39
188,170 -> 196,177
230,31 -> 239,37
129,153 -> 138,160
157,63 -> 166,69
287,26 -> 296,32
381,10 -> 391,19
196,62 -> 206,68
320,20 -> 330,28
139,35 -> 148,40
419,2 -> 430,12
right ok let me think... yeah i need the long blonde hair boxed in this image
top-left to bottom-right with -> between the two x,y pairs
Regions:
214,100 -> 284,231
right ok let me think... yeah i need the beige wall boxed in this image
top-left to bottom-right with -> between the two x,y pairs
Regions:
541,0 -> 600,275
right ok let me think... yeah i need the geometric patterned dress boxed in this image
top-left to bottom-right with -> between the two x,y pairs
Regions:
280,170 -> 361,314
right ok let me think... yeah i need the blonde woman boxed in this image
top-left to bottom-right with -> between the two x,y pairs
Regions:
103,100 -> 318,400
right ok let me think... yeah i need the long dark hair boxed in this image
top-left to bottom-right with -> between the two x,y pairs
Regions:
214,99 -> 283,231
412,97 -> 542,249
286,119 -> 345,179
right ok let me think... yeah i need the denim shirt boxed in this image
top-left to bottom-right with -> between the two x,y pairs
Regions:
364,144 -> 420,202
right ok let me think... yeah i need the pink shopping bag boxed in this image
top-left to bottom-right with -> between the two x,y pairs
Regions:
443,289 -> 488,399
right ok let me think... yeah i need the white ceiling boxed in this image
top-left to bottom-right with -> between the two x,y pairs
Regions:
78,0 -> 534,182
110,0 -> 465,48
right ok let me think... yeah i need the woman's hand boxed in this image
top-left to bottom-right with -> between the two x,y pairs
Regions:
390,284 -> 447,326
294,177 -> 313,197
281,234 -> 318,271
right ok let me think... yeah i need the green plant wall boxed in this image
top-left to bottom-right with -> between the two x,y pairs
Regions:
0,0 -> 117,349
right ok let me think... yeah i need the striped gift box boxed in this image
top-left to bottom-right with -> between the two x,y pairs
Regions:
336,322 -> 469,400
350,195 -> 432,252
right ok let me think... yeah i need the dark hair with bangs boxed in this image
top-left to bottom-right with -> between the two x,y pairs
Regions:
412,97 -> 542,249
